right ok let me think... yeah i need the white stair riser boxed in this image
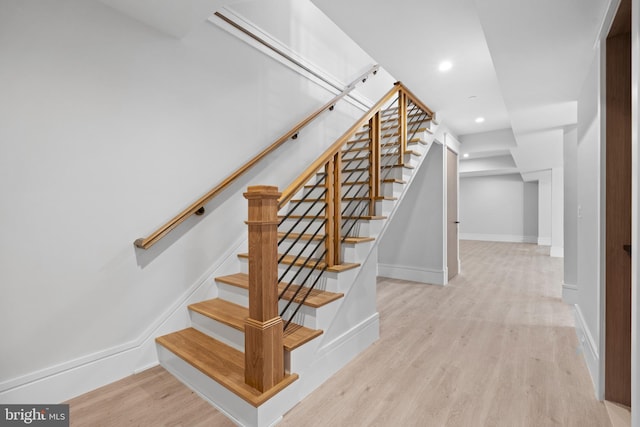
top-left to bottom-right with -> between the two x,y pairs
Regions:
279,298 -> 340,330
279,241 -> 327,262
342,217 -> 384,239
375,199 -> 396,216
342,240 -> 374,262
380,166 -> 412,181
237,257 -> 359,293
217,282 -> 249,307
381,181 -> 405,198
277,239 -> 373,265
189,311 -> 244,352
215,281 -> 340,331
280,217 -> 382,238
279,217 -> 326,236
158,345 -> 299,427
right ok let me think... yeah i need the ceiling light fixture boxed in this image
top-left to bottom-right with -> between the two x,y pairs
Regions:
438,61 -> 453,72
475,117 -> 485,123
463,153 -> 469,158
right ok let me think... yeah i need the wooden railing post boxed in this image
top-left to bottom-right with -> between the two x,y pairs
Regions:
398,90 -> 407,165
243,185 -> 284,392
369,112 -> 381,215
325,154 -> 342,266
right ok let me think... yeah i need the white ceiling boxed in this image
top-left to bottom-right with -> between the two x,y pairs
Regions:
312,0 -> 611,176
311,0 -> 609,138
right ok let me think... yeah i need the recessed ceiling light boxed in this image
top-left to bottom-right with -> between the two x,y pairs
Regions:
438,61 -> 453,72
463,153 -> 469,158
475,117 -> 485,123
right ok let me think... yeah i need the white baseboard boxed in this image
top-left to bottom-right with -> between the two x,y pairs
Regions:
550,246 -> 564,257
562,282 -> 578,305
459,233 -> 537,244
377,264 -> 446,286
573,304 -> 602,398
538,236 -> 552,246
0,236 -> 248,404
295,313 -> 380,400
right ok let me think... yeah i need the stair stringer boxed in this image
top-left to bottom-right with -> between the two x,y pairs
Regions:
277,125 -> 440,404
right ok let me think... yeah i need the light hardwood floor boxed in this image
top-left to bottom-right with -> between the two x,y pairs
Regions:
67,241 -> 611,426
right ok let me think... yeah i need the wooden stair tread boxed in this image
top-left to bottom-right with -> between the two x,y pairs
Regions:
381,106 -> 431,116
288,195 -> 395,203
190,298 -> 247,330
342,150 -> 421,162
350,127 -> 429,141
216,272 -> 344,308
343,196 -> 396,201
382,178 -> 407,184
279,214 -> 385,221
343,164 -> 414,173
305,180 -> 394,188
342,215 -> 387,220
188,298 -> 323,351
238,253 -> 359,273
277,232 -> 375,245
156,327 -> 298,407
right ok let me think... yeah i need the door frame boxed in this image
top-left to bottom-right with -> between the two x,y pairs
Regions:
444,133 -> 460,282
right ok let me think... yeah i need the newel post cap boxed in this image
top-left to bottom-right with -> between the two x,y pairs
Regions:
243,185 -> 281,199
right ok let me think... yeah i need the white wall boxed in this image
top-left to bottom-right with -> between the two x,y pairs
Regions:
459,174 -> 538,243
378,143 -> 446,285
511,129 -> 564,173
459,128 -> 517,152
551,167 -> 564,257
564,127 -> 579,302
574,45 -> 605,398
536,171 -> 552,246
0,0 -> 395,402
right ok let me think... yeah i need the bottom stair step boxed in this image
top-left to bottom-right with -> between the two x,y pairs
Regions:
189,298 -> 323,351
156,327 -> 298,407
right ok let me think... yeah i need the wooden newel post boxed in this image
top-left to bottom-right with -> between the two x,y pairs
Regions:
243,185 -> 284,392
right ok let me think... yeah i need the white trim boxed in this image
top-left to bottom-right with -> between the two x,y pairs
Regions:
0,235 -> 248,403
550,246 -> 564,258
538,236 -> 552,246
562,282 -> 579,305
574,304 -> 602,398
594,0 -> 623,49
460,233 -> 538,244
445,132 -> 461,154
295,313 -> 380,399
377,264 -> 446,286
209,8 -> 375,112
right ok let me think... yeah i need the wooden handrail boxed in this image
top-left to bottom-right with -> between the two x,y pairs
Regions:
278,82 -> 434,208
134,65 -> 379,249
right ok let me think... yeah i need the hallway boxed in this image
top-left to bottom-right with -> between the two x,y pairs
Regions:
68,241 -> 610,426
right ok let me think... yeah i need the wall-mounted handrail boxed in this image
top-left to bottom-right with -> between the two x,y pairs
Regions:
134,64 -> 379,250
278,82 -> 433,209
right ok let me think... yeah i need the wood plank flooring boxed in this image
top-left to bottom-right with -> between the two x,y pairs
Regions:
67,241 -> 611,427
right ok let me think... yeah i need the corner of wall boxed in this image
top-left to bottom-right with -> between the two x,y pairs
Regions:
573,303 -> 604,399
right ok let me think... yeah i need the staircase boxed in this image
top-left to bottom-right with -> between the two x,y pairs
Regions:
155,83 -> 438,426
